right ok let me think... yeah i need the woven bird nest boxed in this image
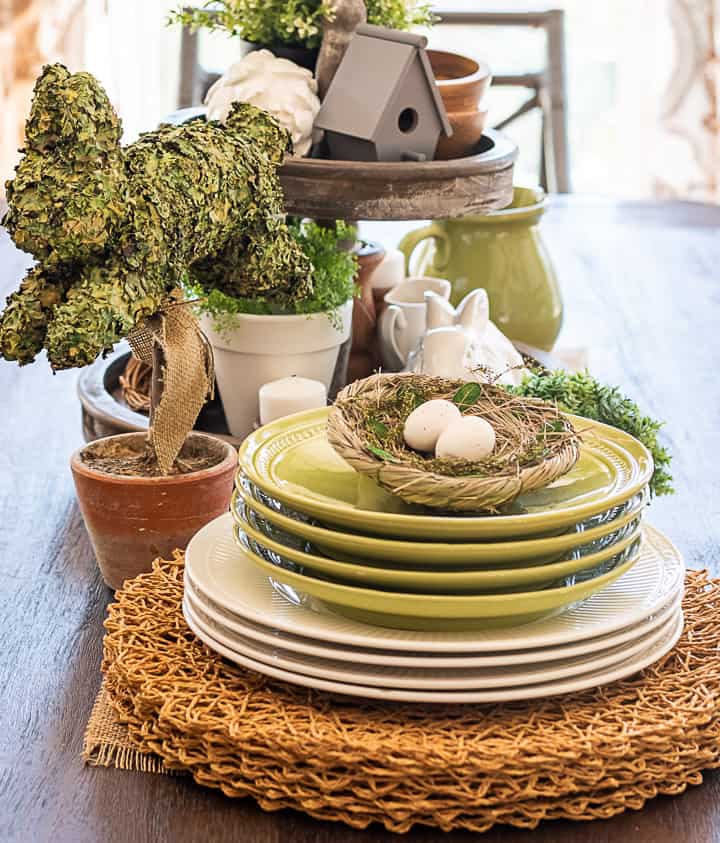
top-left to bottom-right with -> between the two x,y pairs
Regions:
326,374 -> 580,512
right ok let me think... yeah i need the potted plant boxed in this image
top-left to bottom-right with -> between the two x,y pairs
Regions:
168,0 -> 435,71
186,218 -> 358,437
0,64 -> 319,589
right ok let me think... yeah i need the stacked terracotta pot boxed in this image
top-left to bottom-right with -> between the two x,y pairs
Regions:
428,50 -> 492,160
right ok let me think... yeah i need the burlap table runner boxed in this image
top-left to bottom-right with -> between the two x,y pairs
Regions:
84,683 -> 175,775
84,555 -> 720,834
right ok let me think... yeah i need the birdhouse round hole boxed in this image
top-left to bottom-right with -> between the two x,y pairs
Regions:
398,108 -> 418,133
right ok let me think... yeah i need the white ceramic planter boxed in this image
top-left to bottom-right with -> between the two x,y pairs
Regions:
200,301 -> 353,439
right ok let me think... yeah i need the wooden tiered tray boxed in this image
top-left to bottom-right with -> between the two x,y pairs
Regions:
279,131 -> 517,220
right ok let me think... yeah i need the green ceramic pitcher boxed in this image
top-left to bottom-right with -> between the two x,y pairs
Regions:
398,187 -> 563,350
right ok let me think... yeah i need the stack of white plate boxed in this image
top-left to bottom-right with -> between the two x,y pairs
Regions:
184,514 -> 685,704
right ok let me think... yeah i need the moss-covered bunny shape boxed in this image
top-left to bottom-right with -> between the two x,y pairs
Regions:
1,64 -> 312,369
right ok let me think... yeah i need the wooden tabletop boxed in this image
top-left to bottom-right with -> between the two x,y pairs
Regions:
2,196 -> 719,843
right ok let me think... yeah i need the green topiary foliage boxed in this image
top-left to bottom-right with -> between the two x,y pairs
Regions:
0,264 -> 75,364
186,219 -> 359,333
0,64 -> 313,370
3,64 -> 125,268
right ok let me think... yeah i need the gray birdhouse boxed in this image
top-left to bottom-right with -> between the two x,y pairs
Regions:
314,23 -> 452,162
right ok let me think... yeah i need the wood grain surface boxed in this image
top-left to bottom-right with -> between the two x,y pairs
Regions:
1,197 -> 719,843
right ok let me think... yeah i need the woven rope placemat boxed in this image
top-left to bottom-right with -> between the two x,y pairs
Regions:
90,554 -> 720,834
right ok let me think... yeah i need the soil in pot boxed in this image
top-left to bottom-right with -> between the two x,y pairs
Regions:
72,432 -> 236,590
80,433 -> 225,477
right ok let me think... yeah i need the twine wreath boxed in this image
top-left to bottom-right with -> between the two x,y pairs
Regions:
118,355 -> 152,413
327,374 -> 580,511
100,554 -> 720,834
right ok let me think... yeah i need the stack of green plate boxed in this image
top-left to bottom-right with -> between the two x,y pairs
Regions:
230,407 -> 655,631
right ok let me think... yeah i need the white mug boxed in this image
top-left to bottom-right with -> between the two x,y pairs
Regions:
377,276 -> 451,371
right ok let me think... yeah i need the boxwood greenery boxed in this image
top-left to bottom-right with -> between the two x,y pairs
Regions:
508,369 -> 673,497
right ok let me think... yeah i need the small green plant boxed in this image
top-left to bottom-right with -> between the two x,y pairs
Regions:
168,1 -> 435,50
186,219 -> 358,332
507,370 -> 674,497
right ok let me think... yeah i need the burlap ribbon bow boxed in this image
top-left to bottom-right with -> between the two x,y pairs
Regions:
128,296 -> 215,474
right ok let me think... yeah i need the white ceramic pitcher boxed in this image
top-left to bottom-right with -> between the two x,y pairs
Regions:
377,276 -> 451,371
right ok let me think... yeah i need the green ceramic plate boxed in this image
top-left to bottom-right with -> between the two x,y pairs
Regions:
239,408 -> 654,541
235,477 -> 649,567
232,492 -> 642,593
233,521 -> 643,631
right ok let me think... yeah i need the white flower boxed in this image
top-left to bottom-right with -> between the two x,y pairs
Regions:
205,49 -> 322,156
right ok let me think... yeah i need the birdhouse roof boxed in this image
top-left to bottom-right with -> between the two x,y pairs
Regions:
315,23 -> 452,141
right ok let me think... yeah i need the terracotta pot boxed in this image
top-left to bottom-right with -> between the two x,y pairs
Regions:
347,240 -> 385,383
435,107 -> 488,161
427,49 -> 492,160
71,432 -> 236,590
428,49 -> 492,107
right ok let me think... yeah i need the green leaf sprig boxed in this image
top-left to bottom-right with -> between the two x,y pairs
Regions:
452,382 -> 482,410
167,0 -> 435,50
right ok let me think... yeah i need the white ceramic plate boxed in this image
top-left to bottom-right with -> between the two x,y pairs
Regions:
183,594 -> 680,691
182,606 -> 684,703
184,575 -> 682,669
184,514 -> 685,653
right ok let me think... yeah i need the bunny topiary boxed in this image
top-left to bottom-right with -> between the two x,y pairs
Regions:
0,64 -> 312,370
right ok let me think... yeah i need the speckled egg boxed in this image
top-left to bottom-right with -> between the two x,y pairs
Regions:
403,399 -> 462,453
435,415 -> 496,461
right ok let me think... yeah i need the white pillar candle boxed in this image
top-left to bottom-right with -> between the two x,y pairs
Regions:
258,376 -> 328,425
